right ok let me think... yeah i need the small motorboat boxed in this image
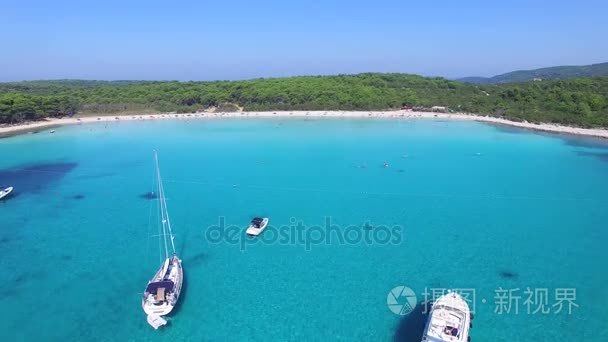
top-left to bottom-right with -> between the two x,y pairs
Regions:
246,217 -> 269,237
421,291 -> 472,342
0,187 -> 14,200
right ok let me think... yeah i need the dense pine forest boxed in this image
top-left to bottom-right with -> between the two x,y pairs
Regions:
1,73 -> 607,127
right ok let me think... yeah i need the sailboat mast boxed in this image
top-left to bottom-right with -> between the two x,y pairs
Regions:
154,151 -> 170,259
154,151 -> 177,257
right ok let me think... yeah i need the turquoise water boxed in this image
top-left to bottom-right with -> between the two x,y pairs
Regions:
1,119 -> 608,341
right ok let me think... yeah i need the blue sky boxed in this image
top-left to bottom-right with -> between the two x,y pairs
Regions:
1,0 -> 606,81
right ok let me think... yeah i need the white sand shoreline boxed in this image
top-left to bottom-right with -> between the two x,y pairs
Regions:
2,110 -> 608,139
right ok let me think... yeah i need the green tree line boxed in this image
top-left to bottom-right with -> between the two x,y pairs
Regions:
1,74 -> 607,127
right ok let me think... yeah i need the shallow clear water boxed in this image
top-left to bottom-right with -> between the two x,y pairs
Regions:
1,119 -> 607,341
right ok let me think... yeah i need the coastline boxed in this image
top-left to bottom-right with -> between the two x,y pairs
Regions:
2,110 -> 608,139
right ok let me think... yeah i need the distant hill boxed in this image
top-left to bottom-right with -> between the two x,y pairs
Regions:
458,62 -> 608,84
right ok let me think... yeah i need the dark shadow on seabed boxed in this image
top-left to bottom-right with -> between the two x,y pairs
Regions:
563,135 -> 608,149
487,121 -> 608,145
139,191 -> 158,200
577,151 -> 608,163
487,122 -> 608,164
392,301 -> 432,342
168,223 -> 199,317
166,268 -> 188,318
0,162 -> 77,195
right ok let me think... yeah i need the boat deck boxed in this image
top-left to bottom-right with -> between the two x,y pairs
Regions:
422,293 -> 471,342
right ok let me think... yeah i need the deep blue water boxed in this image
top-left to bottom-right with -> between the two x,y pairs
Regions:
1,118 -> 607,341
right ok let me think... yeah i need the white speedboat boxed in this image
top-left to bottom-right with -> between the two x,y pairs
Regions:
142,151 -> 184,327
421,291 -> 472,342
0,187 -> 14,200
246,217 -> 269,237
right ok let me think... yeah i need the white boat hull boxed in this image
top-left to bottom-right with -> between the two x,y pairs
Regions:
0,187 -> 13,200
147,315 -> 167,329
421,292 -> 471,342
142,256 -> 184,317
246,218 -> 269,236
144,301 -> 176,316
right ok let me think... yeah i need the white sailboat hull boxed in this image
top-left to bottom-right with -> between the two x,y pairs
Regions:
142,256 -> 184,317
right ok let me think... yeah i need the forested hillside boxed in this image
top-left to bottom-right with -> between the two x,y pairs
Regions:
459,62 -> 608,84
1,74 -> 607,127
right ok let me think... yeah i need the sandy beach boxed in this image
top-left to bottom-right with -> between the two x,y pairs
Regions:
2,110 -> 608,139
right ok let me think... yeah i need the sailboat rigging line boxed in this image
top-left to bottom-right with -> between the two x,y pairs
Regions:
142,150 -> 184,322
145,156 -> 160,266
150,234 -> 177,238
154,151 -> 177,257
156,171 -> 163,265
154,152 -> 170,259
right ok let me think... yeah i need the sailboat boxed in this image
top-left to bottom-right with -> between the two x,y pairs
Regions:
142,151 -> 184,329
